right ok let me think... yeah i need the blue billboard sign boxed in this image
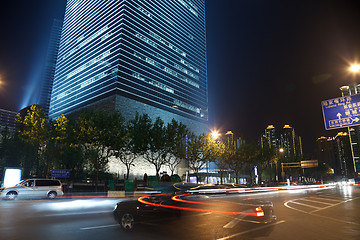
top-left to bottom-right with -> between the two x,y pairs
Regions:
51,169 -> 70,178
322,94 -> 360,130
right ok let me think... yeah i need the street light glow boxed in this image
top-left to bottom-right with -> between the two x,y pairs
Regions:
211,130 -> 220,140
349,64 -> 360,73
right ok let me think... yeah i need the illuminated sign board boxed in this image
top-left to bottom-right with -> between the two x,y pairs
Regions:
321,94 -> 360,130
51,169 -> 70,178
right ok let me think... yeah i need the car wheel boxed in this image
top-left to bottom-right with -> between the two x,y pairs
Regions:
6,191 -> 17,200
119,212 -> 135,231
48,191 -> 57,199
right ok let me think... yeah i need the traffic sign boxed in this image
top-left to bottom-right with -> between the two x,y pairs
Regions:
321,94 -> 360,130
301,160 -> 318,168
51,169 -> 70,178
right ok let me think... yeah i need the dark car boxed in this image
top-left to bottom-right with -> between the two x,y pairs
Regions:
113,183 -> 276,231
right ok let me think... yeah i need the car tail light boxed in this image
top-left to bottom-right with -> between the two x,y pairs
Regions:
255,207 -> 265,217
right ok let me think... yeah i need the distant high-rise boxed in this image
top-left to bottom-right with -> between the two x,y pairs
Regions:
0,109 -> 17,131
339,84 -> 360,175
260,124 -> 303,159
316,133 -> 354,179
38,19 -> 63,116
49,0 -> 208,134
261,125 -> 277,149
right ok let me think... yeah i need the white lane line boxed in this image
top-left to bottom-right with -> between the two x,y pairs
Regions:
80,224 -> 119,230
309,197 -> 357,213
289,200 -> 322,209
310,196 -> 346,202
299,198 -> 333,205
284,197 -> 360,226
223,215 -> 247,229
217,220 -> 286,240
45,210 -> 111,217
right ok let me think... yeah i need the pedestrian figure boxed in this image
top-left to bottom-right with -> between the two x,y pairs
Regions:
67,181 -> 73,197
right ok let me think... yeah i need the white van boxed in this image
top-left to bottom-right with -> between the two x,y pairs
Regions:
0,179 -> 64,199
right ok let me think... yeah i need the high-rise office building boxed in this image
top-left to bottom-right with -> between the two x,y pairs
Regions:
49,0 -> 208,134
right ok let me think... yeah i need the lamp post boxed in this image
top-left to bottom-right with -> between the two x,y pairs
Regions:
210,129 -> 221,184
348,63 -> 360,176
277,148 -> 284,182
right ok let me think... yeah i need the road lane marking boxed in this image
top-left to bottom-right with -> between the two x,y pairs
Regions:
284,197 -> 360,226
308,197 -> 343,202
223,215 -> 247,228
217,220 -> 286,240
309,197 -> 357,213
288,200 -> 322,209
299,198 -> 333,205
80,224 -> 119,230
45,210 -> 111,217
310,196 -> 347,202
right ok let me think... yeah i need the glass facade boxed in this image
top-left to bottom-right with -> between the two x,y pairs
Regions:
49,0 -> 208,126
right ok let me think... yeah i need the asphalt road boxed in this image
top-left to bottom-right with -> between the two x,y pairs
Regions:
0,184 -> 359,240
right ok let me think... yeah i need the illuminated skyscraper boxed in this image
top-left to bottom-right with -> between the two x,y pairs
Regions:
49,0 -> 208,133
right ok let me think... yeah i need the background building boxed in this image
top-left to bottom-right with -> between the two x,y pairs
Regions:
0,109 -> 17,132
261,124 -> 303,159
339,84 -> 360,176
37,19 -> 63,116
316,132 -> 354,179
261,125 -> 278,149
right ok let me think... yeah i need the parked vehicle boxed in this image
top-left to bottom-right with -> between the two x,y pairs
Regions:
0,179 -> 64,200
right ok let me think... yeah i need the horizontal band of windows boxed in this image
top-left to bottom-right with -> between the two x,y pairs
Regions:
60,0 -> 120,53
122,27 -> 205,73
123,9 -> 206,59
51,73 -> 116,106
119,47 -> 207,96
52,61 -> 117,98
123,3 -> 206,52
60,1 -> 113,53
114,82 -> 205,116
50,84 -> 118,116
58,15 -> 124,67
55,38 -> 121,80
119,66 -> 207,104
56,31 -> 122,77
119,57 -> 207,99
120,36 -> 206,84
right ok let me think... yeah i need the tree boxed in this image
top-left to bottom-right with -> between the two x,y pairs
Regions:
237,143 -> 260,185
256,146 -> 278,183
166,119 -> 189,176
16,105 -> 49,177
75,110 -> 122,190
142,117 -> 169,178
113,116 -> 137,180
216,142 -> 232,184
186,133 -> 219,183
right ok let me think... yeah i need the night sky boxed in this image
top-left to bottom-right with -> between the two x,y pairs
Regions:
1,0 -> 360,157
